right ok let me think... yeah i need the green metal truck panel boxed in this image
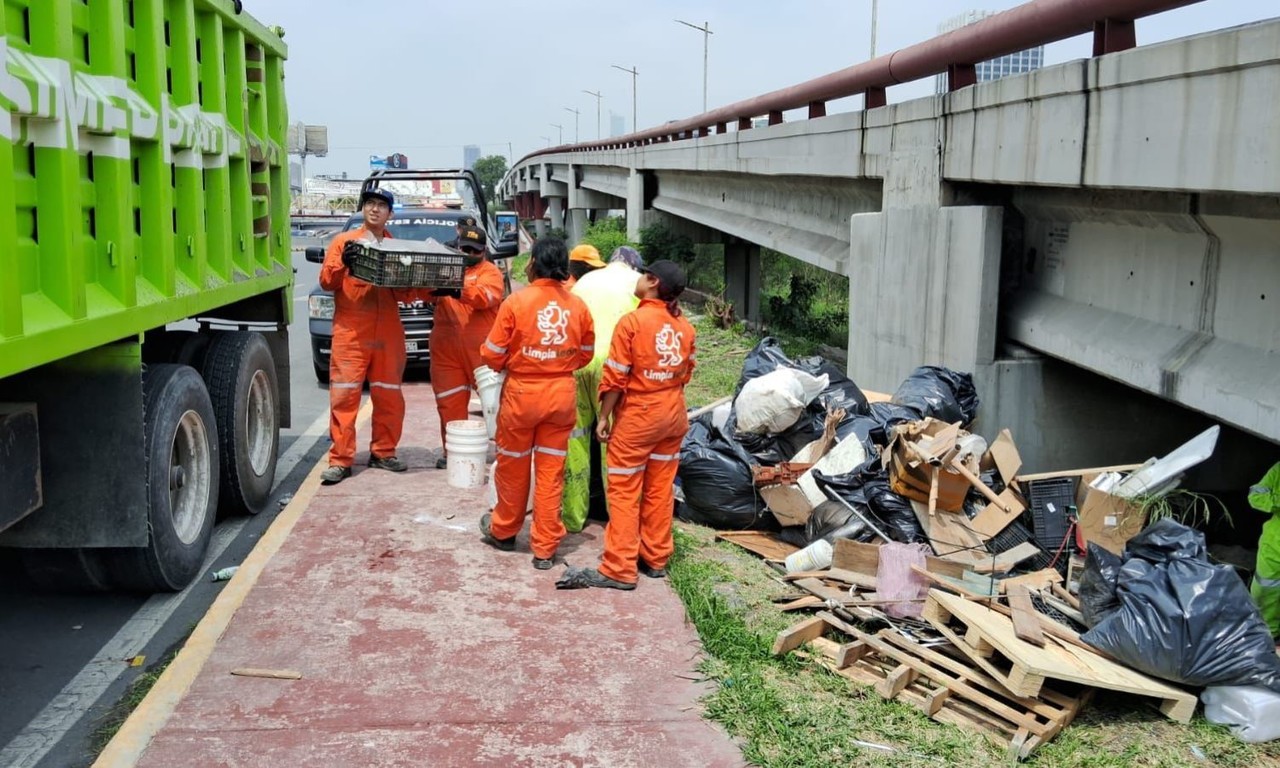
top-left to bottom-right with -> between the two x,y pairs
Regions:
0,0 -> 291,380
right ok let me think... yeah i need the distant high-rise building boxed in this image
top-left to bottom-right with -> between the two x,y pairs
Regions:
934,10 -> 1044,94
463,144 -> 481,169
609,112 -> 626,137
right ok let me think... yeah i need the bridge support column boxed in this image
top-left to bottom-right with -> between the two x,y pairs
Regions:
626,170 -> 644,241
566,209 -> 589,246
724,240 -> 762,322
547,197 -> 566,233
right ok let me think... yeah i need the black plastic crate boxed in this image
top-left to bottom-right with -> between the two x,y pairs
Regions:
1026,477 -> 1078,555
985,519 -> 1056,573
349,241 -> 466,288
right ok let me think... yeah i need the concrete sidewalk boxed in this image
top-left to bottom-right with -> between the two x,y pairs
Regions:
103,384 -> 745,767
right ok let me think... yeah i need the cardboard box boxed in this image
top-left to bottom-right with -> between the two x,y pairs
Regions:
1077,484 -> 1147,555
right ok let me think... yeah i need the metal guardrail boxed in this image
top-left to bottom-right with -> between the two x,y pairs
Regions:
507,0 -> 1201,169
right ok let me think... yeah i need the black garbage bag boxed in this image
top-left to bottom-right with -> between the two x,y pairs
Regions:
728,338 -> 872,464
862,402 -> 926,447
891,366 -> 980,426
862,478 -> 929,544
804,499 -> 874,545
676,416 -> 771,530
1078,543 -> 1124,628
1080,519 -> 1280,691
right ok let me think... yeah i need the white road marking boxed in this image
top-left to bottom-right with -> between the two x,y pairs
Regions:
0,408 -> 331,768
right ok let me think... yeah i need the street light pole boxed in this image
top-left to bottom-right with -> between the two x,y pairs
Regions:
564,106 -> 580,143
675,19 -> 712,113
550,123 -> 563,145
582,90 -> 602,139
870,0 -> 879,59
611,64 -> 638,132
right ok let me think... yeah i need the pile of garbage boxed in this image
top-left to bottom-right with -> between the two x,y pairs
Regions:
677,339 -> 1280,755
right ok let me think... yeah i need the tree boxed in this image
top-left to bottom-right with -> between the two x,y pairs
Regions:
472,155 -> 508,211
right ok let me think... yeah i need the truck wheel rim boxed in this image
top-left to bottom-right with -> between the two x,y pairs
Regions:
171,409 -> 212,545
246,369 -> 275,477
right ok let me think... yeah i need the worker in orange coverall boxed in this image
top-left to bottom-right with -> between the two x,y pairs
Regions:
428,224 -> 505,469
319,188 -> 413,485
557,260 -> 696,590
478,237 -> 595,570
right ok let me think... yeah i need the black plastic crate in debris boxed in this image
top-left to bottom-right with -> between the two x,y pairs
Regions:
1025,477 -> 1079,556
348,240 -> 466,288
985,519 -> 1058,574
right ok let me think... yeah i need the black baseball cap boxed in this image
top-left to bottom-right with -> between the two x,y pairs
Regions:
455,214 -> 478,227
640,259 -> 687,300
457,225 -> 487,253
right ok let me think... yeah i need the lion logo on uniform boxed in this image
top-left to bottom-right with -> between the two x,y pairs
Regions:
537,301 -> 570,345
655,323 -> 684,367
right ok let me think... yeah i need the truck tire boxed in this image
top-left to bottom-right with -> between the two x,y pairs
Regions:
19,548 -> 113,593
314,361 -> 330,385
104,364 -> 219,592
202,332 -> 279,516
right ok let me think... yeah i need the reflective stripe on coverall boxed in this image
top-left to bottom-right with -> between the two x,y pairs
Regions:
1249,462 -> 1280,637
598,298 -> 697,584
480,279 -> 595,559
561,263 -> 641,531
320,227 -> 412,467
428,259 -> 504,450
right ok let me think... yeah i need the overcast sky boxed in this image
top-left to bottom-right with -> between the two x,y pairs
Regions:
262,1 -> 1274,178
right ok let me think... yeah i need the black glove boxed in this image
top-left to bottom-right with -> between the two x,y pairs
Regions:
341,241 -> 360,268
432,288 -> 462,299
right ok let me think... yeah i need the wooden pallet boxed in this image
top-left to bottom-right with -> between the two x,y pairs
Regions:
775,613 -> 1087,760
714,530 -> 798,561
923,590 -> 1196,723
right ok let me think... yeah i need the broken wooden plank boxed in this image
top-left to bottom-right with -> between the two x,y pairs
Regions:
970,488 -> 1030,538
1014,464 -> 1145,483
998,568 -> 1063,595
911,500 -> 989,565
1050,583 -> 1081,611
1006,584 -> 1046,647
230,668 -> 302,680
778,595 -> 825,612
771,616 -> 831,656
911,565 -> 999,599
989,429 -> 1023,483
970,542 -> 1043,574
715,530 -> 798,561
835,529 -> 972,581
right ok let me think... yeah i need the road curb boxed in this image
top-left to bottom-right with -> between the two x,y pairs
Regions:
92,401 -> 371,767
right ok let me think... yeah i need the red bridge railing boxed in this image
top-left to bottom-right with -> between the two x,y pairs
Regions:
510,0 -> 1200,165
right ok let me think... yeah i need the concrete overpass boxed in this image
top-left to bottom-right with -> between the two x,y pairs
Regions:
498,0 -> 1280,476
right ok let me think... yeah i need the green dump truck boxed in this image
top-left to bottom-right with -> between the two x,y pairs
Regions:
0,1 -> 291,591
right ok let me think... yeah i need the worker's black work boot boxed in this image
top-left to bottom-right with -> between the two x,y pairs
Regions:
368,455 -> 408,472
555,566 -> 636,591
638,561 -> 667,579
435,455 -> 448,470
532,555 -> 555,570
479,512 -> 516,552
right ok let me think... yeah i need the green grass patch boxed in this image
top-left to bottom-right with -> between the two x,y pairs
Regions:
510,252 -> 529,280
666,523 -> 1280,767
90,628 -> 195,758
686,315 -> 755,408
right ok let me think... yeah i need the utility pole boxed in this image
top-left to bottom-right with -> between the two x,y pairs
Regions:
582,90 -> 602,139
563,106 -> 580,143
611,64 -> 638,132
870,0 -> 879,59
675,19 -> 712,112
550,123 -> 563,145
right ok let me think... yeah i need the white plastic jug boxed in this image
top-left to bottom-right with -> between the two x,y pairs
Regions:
473,365 -> 505,440
445,420 -> 489,489
1202,685 -> 1280,743
784,538 -> 833,574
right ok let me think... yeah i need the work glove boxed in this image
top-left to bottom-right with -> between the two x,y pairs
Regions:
432,288 -> 462,299
341,240 -> 360,269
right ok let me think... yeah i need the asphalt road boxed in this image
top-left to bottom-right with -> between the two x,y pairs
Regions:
0,242 -> 335,768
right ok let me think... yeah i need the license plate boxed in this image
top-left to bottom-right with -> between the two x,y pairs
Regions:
405,341 -> 419,352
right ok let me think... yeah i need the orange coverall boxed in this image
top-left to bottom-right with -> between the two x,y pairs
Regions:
598,299 -> 697,584
480,279 -> 595,559
427,259 -> 505,446
320,227 -> 412,467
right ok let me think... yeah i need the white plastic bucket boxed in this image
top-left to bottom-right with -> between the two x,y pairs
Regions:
473,365 -> 505,440
445,420 -> 489,489
485,460 -> 535,511
784,538 -> 833,574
